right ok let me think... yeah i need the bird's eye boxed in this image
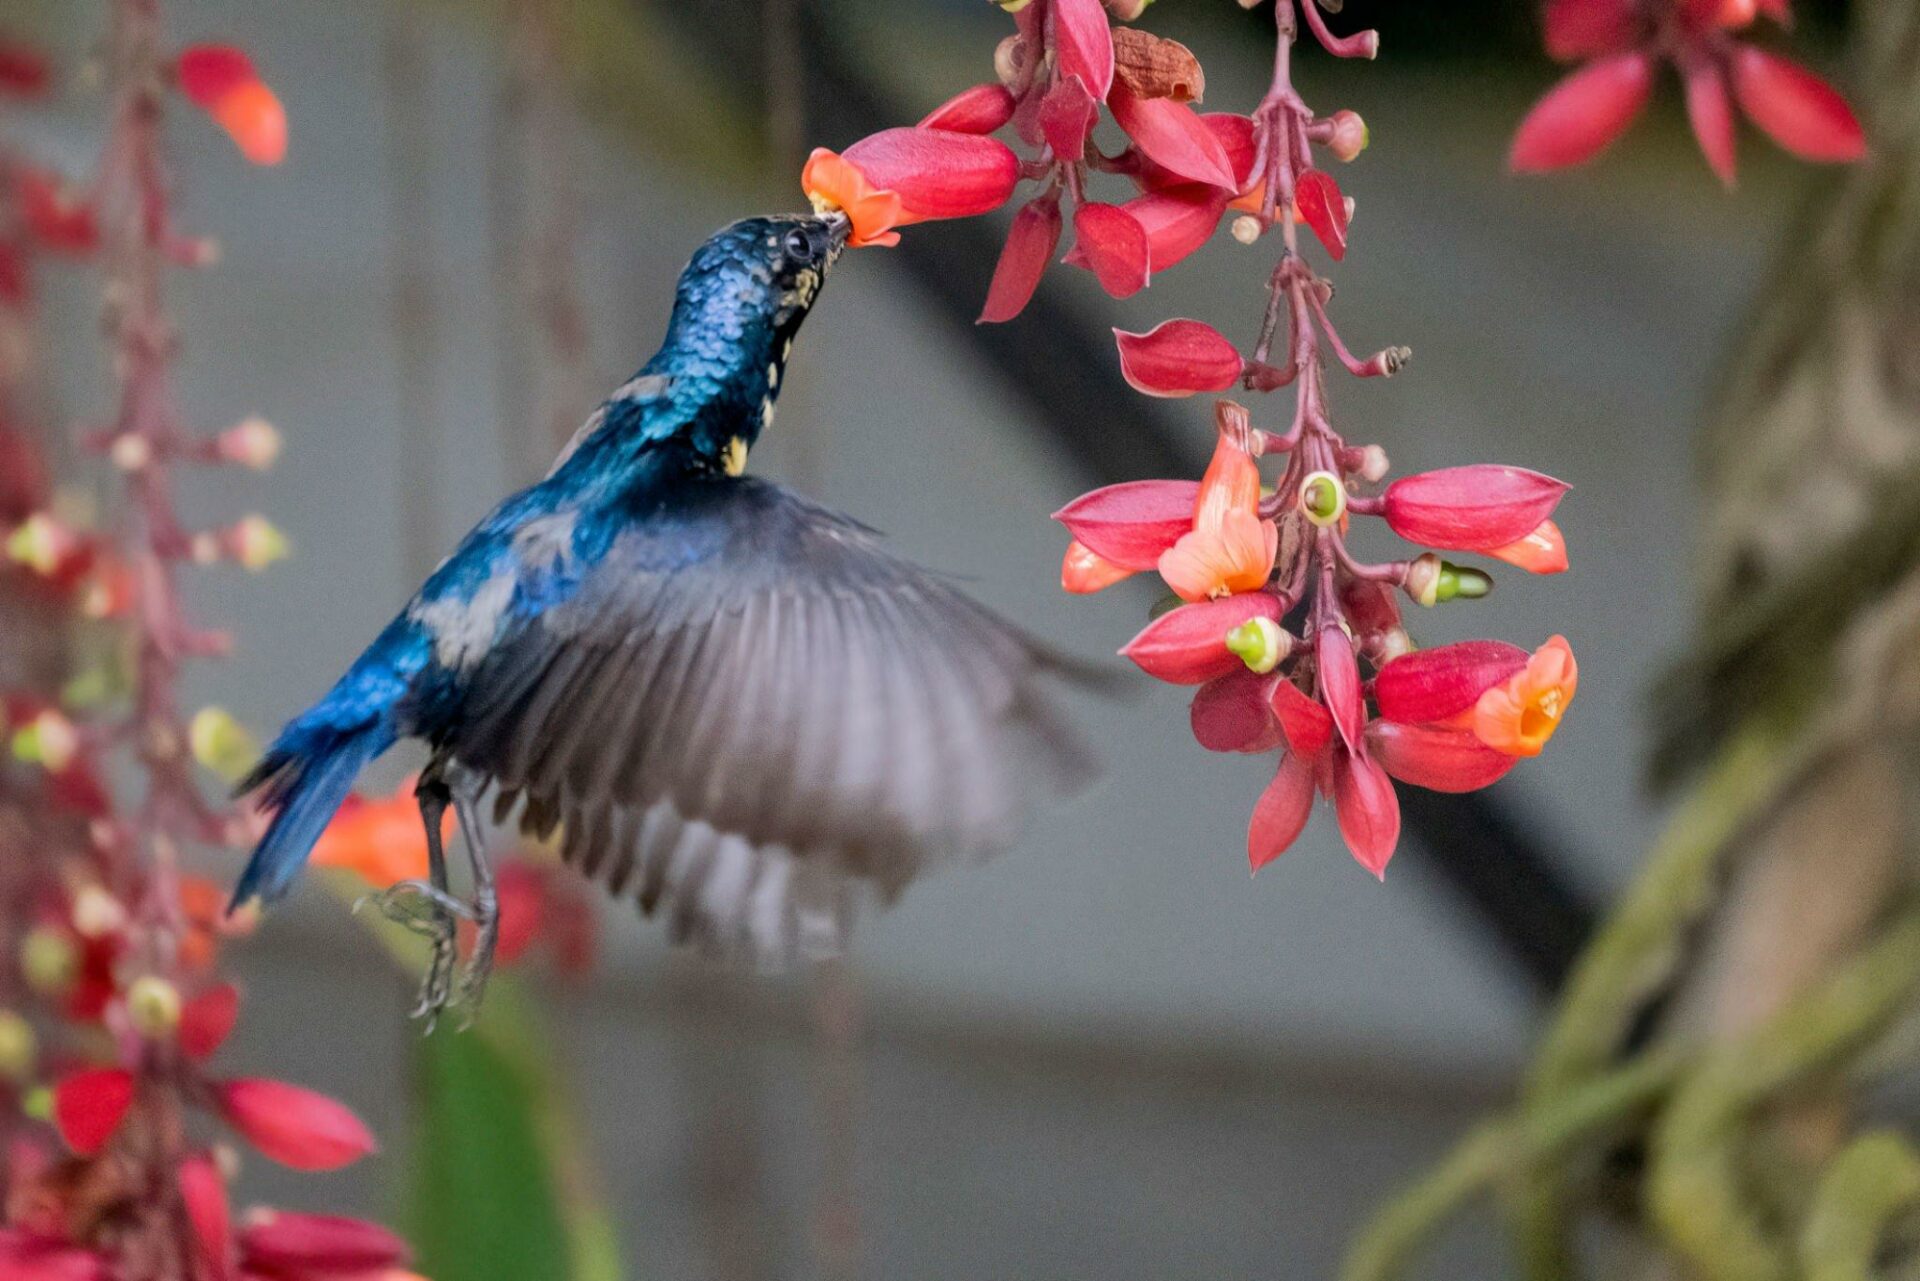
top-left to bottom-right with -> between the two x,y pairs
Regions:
784,229 -> 820,263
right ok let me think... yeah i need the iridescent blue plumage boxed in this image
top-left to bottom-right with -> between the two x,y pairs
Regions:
234,213 -> 1093,1022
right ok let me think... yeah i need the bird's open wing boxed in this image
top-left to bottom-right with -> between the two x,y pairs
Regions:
446,476 -> 1097,962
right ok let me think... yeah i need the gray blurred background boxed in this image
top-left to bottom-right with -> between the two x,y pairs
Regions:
8,0 -> 1858,1275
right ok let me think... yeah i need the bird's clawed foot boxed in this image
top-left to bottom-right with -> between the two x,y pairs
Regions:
358,879 -> 493,1032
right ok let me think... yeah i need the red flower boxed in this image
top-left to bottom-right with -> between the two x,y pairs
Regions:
176,45 -> 287,166
1064,202 -> 1150,299
1055,479 -> 1198,571
1373,641 -> 1530,725
979,196 -> 1062,323
1113,320 -> 1244,398
1473,635 -> 1579,757
1729,46 -> 1866,164
1121,593 -> 1283,685
1516,3 -> 1863,181
216,1078 -> 376,1171
840,128 -> 1020,222
180,983 -> 241,1061
1381,465 -> 1569,552
238,1211 -> 408,1276
51,1068 -> 134,1155
918,84 -> 1016,135
1510,52 -> 1655,172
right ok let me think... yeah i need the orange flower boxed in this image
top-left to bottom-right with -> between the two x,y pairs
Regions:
1473,635 -> 1578,757
1157,428 -> 1277,602
310,780 -> 442,888
1061,539 -> 1134,594
1485,519 -> 1569,575
801,148 -> 905,248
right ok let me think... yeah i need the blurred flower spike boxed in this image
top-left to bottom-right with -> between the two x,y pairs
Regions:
1513,0 -> 1865,183
176,44 -> 287,166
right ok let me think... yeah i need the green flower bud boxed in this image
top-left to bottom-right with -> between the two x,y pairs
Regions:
1225,616 -> 1291,675
1300,471 -> 1347,527
1436,562 -> 1493,602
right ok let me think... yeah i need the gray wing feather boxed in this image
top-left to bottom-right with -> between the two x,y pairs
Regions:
450,477 -> 1096,965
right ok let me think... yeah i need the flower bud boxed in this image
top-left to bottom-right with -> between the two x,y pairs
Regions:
1225,615 -> 1291,674
108,433 -> 153,471
1326,109 -> 1369,162
1405,552 -> 1442,607
218,1078 -> 377,1171
1355,444 -> 1390,483
20,926 -> 77,995
12,709 -> 78,771
1381,465 -> 1569,552
6,512 -> 75,576
1299,470 -> 1347,526
1230,215 -> 1262,244
228,515 -> 288,571
0,1009 -> 36,1082
218,416 -> 281,470
126,975 -> 183,1039
1437,562 -> 1493,602
189,706 -> 259,782
72,884 -> 126,938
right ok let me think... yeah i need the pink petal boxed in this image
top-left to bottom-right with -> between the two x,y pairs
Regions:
1108,81 -> 1236,189
1730,46 -> 1865,163
218,1079 -> 376,1171
1332,750 -> 1401,878
842,128 -> 1021,220
1191,671 -> 1284,754
1114,319 -> 1244,397
179,1154 -> 234,1281
1039,75 -> 1099,163
1294,169 -> 1349,261
239,1212 -> 409,1274
1509,52 -> 1654,172
1269,676 -> 1334,757
1054,478 -> 1199,569
1542,0 -> 1641,60
1317,624 -> 1365,754
1121,593 -> 1284,685
1121,187 -> 1227,272
1367,721 -> 1519,793
1207,113 -> 1261,188
1249,753 -> 1317,872
1373,640 -> 1529,725
980,196 -> 1064,324
1065,202 -> 1150,298
1684,56 -> 1738,185
180,983 -> 240,1061
1052,0 -> 1116,101
0,1232 -> 107,1281
1381,465 -> 1570,551
52,1068 -> 134,1155
918,83 -> 1017,135
176,44 -> 256,108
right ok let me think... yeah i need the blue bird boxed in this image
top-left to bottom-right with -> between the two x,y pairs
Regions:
232,212 -> 1096,1022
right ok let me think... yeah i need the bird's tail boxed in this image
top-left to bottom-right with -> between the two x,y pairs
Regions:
230,727 -> 387,910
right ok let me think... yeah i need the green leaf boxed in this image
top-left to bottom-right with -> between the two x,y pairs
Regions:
406,977 -> 624,1281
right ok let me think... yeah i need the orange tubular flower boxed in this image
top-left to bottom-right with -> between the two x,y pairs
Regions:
1157,426 -> 1277,603
309,780 -> 442,888
801,148 -> 905,248
1473,635 -> 1578,757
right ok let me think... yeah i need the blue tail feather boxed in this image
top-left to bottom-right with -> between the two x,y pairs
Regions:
229,728 -> 388,910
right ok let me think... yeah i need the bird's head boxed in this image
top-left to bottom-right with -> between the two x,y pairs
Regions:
668,212 -> 851,355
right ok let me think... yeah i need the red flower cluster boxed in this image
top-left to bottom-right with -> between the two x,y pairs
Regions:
795,0 -> 1612,877
803,0 -> 1325,320
1512,0 -> 1865,183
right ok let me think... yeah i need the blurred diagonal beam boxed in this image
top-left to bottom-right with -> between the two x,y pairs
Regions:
645,0 -> 1598,995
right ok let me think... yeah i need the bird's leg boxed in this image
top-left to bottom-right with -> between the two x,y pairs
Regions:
359,773 -> 468,1029
449,774 -> 498,1024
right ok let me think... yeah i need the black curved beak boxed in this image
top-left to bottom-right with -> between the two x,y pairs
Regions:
822,209 -> 852,251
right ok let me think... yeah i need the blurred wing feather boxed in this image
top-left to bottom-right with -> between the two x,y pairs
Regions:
448,476 -> 1095,962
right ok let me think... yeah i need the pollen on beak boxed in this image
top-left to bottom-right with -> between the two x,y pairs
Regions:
822,210 -> 852,250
